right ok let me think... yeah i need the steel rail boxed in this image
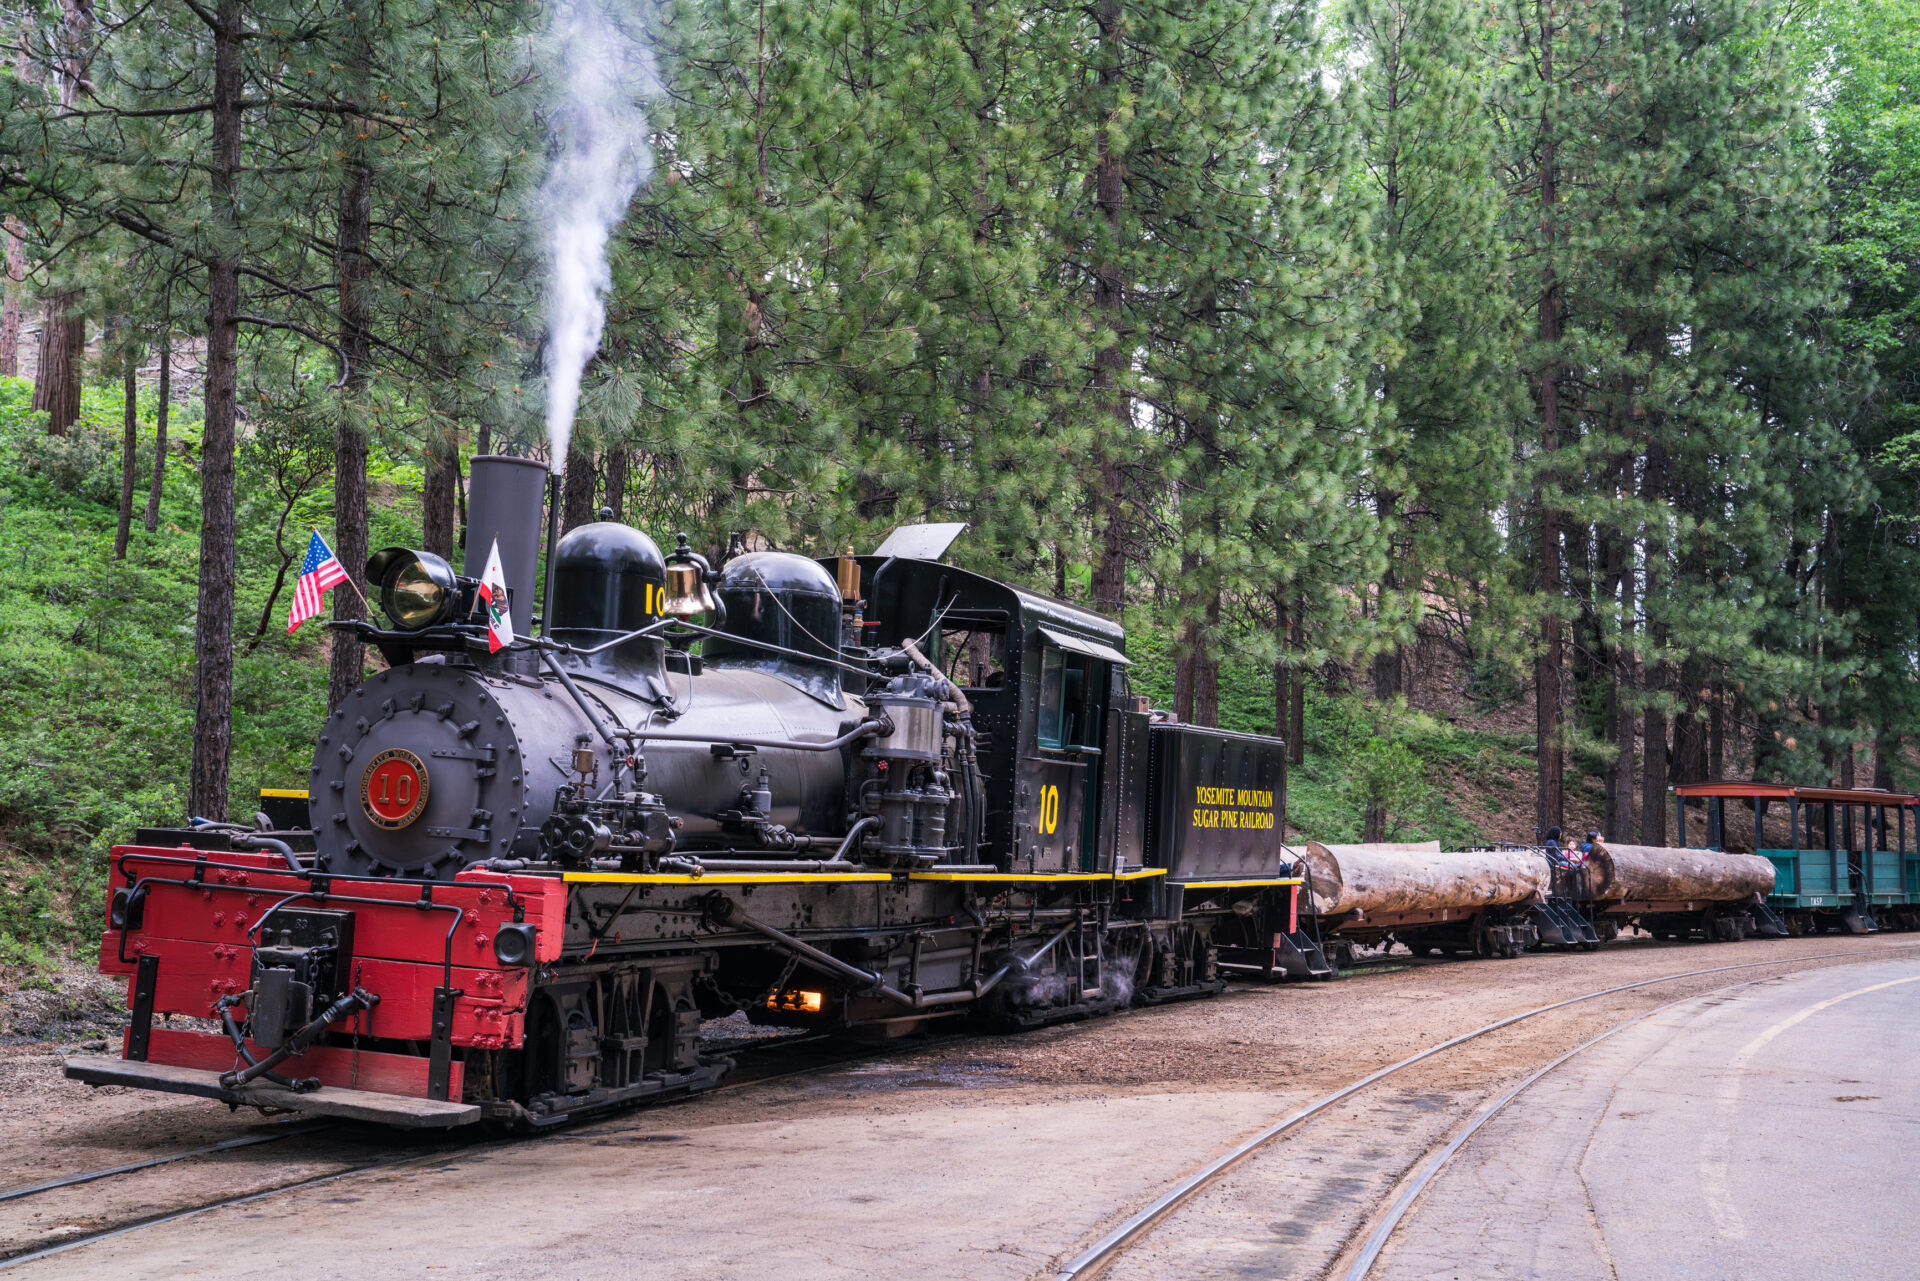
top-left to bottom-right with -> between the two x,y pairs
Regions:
0,1121 -> 333,1204
0,1151 -> 431,1269
1051,943 -> 1920,1281
1340,962 -> 1920,1280
0,1024 -> 972,1269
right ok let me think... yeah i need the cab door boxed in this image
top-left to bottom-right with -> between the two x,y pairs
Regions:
1023,645 -> 1104,872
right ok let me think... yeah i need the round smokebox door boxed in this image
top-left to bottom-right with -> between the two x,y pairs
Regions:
310,668 -> 520,877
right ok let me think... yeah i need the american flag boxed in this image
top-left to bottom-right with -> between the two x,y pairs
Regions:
287,532 -> 349,633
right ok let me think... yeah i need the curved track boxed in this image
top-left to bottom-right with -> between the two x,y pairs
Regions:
1337,961 -> 1920,1281
1052,942 -> 1920,1281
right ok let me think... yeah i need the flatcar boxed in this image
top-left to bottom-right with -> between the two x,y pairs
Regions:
66,458 -> 1323,1129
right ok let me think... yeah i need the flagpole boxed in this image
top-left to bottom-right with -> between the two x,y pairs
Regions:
466,532 -> 498,620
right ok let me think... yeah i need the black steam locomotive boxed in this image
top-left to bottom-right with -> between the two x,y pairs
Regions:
72,457 -> 1318,1129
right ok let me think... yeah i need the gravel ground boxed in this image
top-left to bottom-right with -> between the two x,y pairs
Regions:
5,934 -> 1917,1277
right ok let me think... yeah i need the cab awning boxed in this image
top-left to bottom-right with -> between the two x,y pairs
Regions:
1038,625 -> 1132,668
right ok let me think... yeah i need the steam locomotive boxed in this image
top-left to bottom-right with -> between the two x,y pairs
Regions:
69,457 -> 1316,1128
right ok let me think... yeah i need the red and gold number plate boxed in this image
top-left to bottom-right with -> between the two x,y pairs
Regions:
361,747 -> 430,829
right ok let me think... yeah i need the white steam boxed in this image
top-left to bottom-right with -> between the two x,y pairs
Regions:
539,0 -> 657,474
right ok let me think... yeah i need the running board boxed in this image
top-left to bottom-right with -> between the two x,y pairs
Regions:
64,1054 -> 480,1128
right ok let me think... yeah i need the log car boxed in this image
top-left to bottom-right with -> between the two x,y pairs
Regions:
1548,837 -> 1787,943
1296,841 -> 1547,965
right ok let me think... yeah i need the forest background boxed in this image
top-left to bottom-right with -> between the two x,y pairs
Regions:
1,0 -> 1918,978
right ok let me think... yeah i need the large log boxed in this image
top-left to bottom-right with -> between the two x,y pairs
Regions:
1587,841 -> 1773,903
1301,841 -> 1548,917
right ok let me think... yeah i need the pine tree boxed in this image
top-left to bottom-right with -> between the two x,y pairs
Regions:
1342,0 -> 1518,703
1798,0 -> 1920,789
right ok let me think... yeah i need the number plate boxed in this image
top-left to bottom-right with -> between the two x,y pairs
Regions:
361,747 -> 430,829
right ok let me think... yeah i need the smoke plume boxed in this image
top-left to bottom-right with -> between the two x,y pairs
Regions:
539,0 -> 657,473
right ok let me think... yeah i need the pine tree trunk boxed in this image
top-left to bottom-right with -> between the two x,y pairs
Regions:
1608,523 -> 1634,841
189,0 -> 244,821
1289,597 -> 1306,765
1708,684 -> 1725,779
604,447 -> 627,523
114,349 -> 137,559
1533,10 -> 1564,837
422,432 -> 458,559
563,444 -> 598,530
143,326 -> 169,532
0,219 -> 23,377
1640,439 -> 1668,843
1873,731 -> 1897,791
1372,489 -> 1404,699
1274,655 -> 1291,753
1088,0 -> 1129,620
32,290 -> 84,434
328,18 -> 375,713
1194,588 -> 1219,727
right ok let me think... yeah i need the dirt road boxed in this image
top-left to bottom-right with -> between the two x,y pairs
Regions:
5,934 -> 1916,1278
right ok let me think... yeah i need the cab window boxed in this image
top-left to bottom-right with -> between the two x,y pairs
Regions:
1037,647 -> 1103,750
938,622 -> 1007,690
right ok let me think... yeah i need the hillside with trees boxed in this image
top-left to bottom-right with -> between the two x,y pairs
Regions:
3,0 -> 1918,973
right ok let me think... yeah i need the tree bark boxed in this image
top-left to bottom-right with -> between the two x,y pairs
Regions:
1640,440 -> 1668,844
1873,730 -> 1897,791
1087,0 -> 1129,620
423,432 -> 458,559
114,346 -> 137,558
603,446 -> 628,523
0,218 -> 23,377
1289,596 -> 1306,765
1708,683 -> 1725,779
143,325 -> 169,531
1303,841 -> 1548,916
1533,11 -> 1564,837
1606,522 -> 1634,842
1587,840 -> 1774,901
188,0 -> 244,821
328,8 -> 375,712
32,290 -> 84,434
563,443 -> 597,530
1194,588 -> 1219,727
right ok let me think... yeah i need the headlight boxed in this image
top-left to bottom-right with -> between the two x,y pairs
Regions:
493,923 -> 538,967
367,547 -> 458,630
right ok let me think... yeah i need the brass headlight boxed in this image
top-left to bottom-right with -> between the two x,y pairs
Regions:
368,547 -> 458,630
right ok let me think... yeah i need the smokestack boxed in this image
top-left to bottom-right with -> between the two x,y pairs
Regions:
464,455 -> 548,638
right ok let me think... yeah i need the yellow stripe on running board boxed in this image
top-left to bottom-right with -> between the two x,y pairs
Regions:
562,871 -> 895,886
1172,877 -> 1304,889
908,868 -> 1169,883
258,789 -> 310,799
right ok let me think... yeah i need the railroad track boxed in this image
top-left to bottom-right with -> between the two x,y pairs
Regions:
9,942 -> 1914,1274
0,1024 -> 952,1270
1051,941 -> 1920,1281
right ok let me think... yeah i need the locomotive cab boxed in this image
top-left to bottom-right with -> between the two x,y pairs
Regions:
844,554 -> 1141,874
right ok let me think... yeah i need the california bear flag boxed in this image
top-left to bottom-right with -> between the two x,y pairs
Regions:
478,538 -> 514,653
